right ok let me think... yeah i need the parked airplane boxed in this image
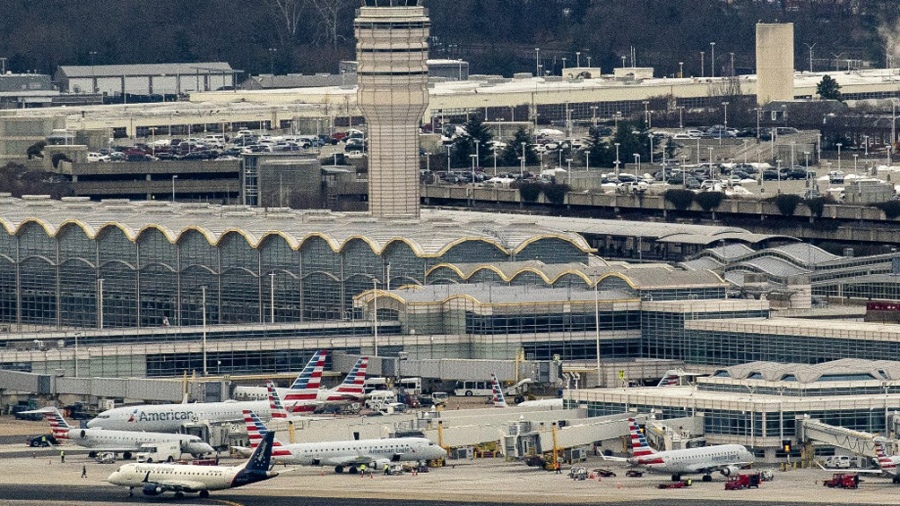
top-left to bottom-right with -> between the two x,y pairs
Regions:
489,374 -> 564,409
233,350 -> 328,405
107,431 -> 279,498
36,409 -> 213,459
241,409 -> 446,473
874,440 -> 900,482
281,355 -> 368,412
604,418 -> 754,481
88,350 -> 329,432
490,373 -> 508,408
656,370 -> 705,387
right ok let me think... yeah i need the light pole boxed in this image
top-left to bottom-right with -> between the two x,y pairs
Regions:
561,57 -> 567,74
853,154 -> 859,176
97,278 -> 104,329
892,99 -> 898,163
566,158 -> 572,185
372,279 -> 379,357
679,61 -> 684,78
492,146 -> 498,174
700,51 -> 705,78
642,101 -> 650,126
520,142 -> 526,179
201,285 -> 207,375
587,56 -> 592,68
729,52 -> 735,76
269,272 -> 275,323
708,147 -> 714,174
89,51 -> 97,93
633,153 -> 640,177
268,48 -> 277,75
722,102 -> 729,128
710,42 -> 716,78
836,143 -> 842,173
678,106 -> 685,128
591,106 -> 598,127
594,278 -> 601,387
73,332 -> 81,377
804,152 -> 811,188
171,175 -> 178,202
469,153 -> 477,193
446,144 -> 451,172
576,52 -> 581,68
804,43 -> 816,72
614,143 -> 621,176
535,48 -> 540,76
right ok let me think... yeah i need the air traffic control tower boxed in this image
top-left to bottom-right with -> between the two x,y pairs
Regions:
354,0 -> 430,219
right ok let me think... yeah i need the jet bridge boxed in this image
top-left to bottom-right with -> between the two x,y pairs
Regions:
796,416 -> 882,457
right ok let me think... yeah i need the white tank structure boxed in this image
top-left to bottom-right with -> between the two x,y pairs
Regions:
354,0 -> 430,219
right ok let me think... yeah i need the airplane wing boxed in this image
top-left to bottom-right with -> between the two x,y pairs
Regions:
599,455 -> 628,462
231,446 -> 253,457
815,461 -> 884,474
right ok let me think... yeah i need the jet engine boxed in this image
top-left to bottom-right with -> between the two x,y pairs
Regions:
720,465 -> 741,477
142,484 -> 163,496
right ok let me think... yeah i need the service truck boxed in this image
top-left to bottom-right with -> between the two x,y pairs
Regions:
136,441 -> 182,463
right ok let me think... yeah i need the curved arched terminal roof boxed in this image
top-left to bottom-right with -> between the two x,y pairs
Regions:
710,358 -> 900,385
0,195 -> 592,258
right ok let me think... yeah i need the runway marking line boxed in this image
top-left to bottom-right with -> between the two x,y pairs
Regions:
203,499 -> 245,506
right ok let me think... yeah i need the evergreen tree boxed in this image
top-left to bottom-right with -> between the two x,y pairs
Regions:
500,127 -> 538,168
816,75 -> 843,101
585,126 -> 615,168
452,115 -> 493,168
612,121 -> 651,168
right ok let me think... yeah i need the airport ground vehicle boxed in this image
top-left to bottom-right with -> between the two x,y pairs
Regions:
823,473 -> 859,489
27,434 -> 58,447
725,472 -> 761,490
657,480 -> 692,489
136,441 -> 182,463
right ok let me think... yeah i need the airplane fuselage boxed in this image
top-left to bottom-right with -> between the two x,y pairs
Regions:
629,444 -> 753,475
64,428 -> 213,455
88,400 -> 272,433
271,437 -> 446,466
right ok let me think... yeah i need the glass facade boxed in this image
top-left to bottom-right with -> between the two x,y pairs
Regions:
0,220 -> 588,330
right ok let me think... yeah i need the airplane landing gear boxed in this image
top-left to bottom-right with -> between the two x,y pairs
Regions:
199,490 -> 210,498
702,474 -> 713,482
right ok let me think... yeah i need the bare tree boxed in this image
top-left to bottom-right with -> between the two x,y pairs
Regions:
308,0 -> 355,50
261,0 -> 308,43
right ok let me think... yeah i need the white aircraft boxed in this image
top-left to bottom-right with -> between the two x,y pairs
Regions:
87,398 -> 273,433
241,409 -> 447,474
88,350 -> 330,432
489,374 -> 563,409
32,408 -> 213,459
604,418 -> 754,481
107,431 -> 279,499
237,354 -> 368,413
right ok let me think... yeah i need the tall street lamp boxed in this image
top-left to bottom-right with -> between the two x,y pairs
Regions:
201,285 -> 207,375
171,175 -> 178,202
700,51 -> 705,78
576,51 -> 581,68
535,48 -> 540,76
372,279 -> 379,357
633,153 -> 640,177
722,102 -> 729,128
614,143 -> 621,176
97,278 -> 104,329
836,143 -> 842,173
268,48 -> 277,75
710,42 -> 716,78
520,142 -> 526,179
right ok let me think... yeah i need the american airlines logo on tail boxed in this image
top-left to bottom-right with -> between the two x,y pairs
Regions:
876,441 -> 897,471
283,350 -> 327,404
334,357 -> 368,397
490,373 -> 508,408
126,408 -> 139,423
44,411 -> 71,439
266,381 -> 288,419
629,418 -> 656,458
242,409 -> 291,457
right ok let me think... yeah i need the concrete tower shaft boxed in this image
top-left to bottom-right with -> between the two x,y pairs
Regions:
355,1 -> 430,219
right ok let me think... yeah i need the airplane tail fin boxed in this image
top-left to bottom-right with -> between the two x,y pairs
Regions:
266,381 -> 288,419
874,440 -> 896,471
242,409 -> 291,457
656,370 -> 682,387
490,373 -> 508,408
242,430 -> 276,474
628,418 -> 656,457
335,357 -> 368,397
44,409 -> 71,439
283,350 -> 326,408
